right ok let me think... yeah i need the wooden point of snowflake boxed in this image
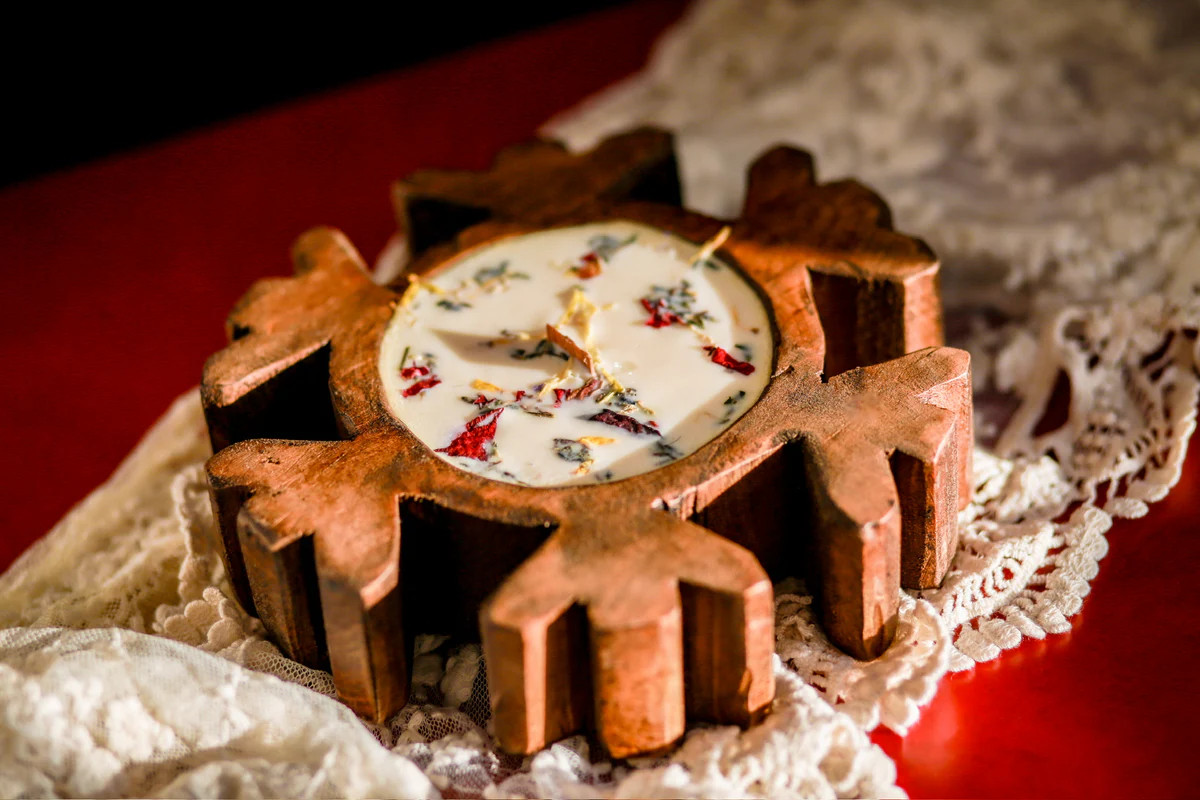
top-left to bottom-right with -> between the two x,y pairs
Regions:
201,129 -> 972,758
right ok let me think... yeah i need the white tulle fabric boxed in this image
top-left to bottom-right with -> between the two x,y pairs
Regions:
3,0 -> 1198,796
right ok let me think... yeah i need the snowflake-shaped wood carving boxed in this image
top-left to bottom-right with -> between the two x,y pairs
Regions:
202,129 -> 971,757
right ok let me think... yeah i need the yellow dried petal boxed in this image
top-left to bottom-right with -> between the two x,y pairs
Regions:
537,364 -> 575,398
689,225 -> 732,268
579,436 -> 615,447
398,275 -> 422,308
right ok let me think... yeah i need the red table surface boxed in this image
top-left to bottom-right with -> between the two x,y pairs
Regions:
1,3 -> 1195,797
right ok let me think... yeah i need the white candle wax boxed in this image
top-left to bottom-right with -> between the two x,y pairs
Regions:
379,221 -> 773,487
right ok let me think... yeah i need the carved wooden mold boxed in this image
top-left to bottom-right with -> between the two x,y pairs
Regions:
201,129 -> 972,758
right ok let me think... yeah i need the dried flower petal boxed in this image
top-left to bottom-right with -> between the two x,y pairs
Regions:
437,408 -> 504,460
402,377 -> 441,397
569,233 -> 636,278
640,281 -> 713,328
545,323 -> 594,374
641,297 -> 682,328
688,226 -> 732,269
704,345 -> 755,375
563,377 -> 602,401
587,409 -> 661,437
573,253 -> 603,279
553,438 -> 592,464
652,439 -> 685,462
401,365 -> 430,379
579,435 -> 615,447
474,260 -> 529,286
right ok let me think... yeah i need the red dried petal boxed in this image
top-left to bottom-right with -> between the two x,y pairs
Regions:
563,377 -> 601,401
640,298 -> 681,328
588,409 -> 661,437
437,408 -> 504,460
704,346 -> 755,375
401,365 -> 430,379
553,388 -> 567,407
513,390 -> 526,401
402,377 -> 442,397
471,394 -> 490,406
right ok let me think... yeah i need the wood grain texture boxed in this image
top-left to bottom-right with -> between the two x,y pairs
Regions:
201,129 -> 972,757
393,127 -> 681,260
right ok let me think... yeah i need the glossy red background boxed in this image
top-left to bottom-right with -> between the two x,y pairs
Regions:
1,3 -> 1194,796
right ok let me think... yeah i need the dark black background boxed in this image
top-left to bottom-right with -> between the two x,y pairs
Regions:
1,4 -> 629,188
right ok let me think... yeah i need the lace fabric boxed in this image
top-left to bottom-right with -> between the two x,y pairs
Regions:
0,394 -> 903,798
3,0 -> 1198,796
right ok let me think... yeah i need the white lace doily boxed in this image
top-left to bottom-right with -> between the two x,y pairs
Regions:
3,0 -> 1198,796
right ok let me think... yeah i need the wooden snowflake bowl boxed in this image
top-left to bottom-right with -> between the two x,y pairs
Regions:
201,129 -> 971,758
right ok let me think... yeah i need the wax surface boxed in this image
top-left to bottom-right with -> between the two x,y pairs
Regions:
379,221 -> 773,486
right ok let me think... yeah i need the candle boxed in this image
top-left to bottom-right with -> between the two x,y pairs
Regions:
379,220 -> 773,486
